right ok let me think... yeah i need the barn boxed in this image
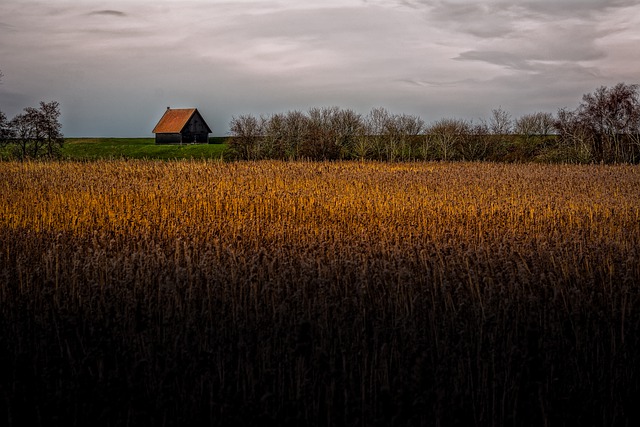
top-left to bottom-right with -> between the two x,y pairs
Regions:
152,107 -> 212,144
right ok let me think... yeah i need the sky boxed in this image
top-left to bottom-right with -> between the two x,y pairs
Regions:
1,0 -> 639,137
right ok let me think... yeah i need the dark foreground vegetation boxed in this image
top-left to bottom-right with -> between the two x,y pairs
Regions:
1,161 -> 640,426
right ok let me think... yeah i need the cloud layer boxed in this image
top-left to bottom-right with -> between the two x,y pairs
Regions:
1,0 -> 639,136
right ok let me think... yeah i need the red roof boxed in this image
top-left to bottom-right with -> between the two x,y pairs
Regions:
152,108 -> 211,133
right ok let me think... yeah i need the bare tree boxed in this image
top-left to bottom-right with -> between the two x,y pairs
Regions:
6,101 -> 64,160
386,113 -> 424,161
381,113 -> 402,162
332,108 -> 362,160
10,110 -> 39,159
0,71 -> 12,152
555,83 -> 640,163
262,112 -> 287,159
353,120 -> 371,161
627,108 -> 640,163
428,118 -> 470,161
0,110 -> 12,149
585,83 -> 640,162
229,114 -> 263,160
400,113 -> 425,160
489,107 -> 512,135
457,121 -> 491,161
283,110 -> 308,160
302,107 -> 340,160
555,108 -> 594,163
515,114 -> 539,140
0,71 -> 7,149
537,112 -> 555,136
514,112 -> 555,155
40,101 -> 64,158
364,107 -> 390,161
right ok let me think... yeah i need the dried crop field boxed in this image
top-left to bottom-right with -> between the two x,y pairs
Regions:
1,160 -> 640,426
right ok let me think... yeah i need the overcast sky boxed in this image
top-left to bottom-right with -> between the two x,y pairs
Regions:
1,0 -> 639,137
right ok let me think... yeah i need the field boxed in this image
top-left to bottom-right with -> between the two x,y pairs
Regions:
1,160 -> 640,426
60,137 -> 229,160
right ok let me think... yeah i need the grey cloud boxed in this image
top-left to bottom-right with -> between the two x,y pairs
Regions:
89,10 -> 127,17
456,51 -> 534,71
453,17 -> 609,75
520,0 -> 640,19
385,0 -> 640,42
427,2 -> 518,38
398,77 -> 480,88
188,6 -> 414,80
454,49 -> 608,85
393,0 -> 640,19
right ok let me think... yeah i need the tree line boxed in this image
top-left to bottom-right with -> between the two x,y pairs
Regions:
228,83 -> 640,163
2,74 -> 638,163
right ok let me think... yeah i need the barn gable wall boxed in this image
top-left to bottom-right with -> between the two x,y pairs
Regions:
180,114 -> 209,143
155,133 -> 183,144
180,131 -> 209,143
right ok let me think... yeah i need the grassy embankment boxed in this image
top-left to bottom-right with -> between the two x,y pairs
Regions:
60,137 -> 229,160
1,135 -> 573,163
